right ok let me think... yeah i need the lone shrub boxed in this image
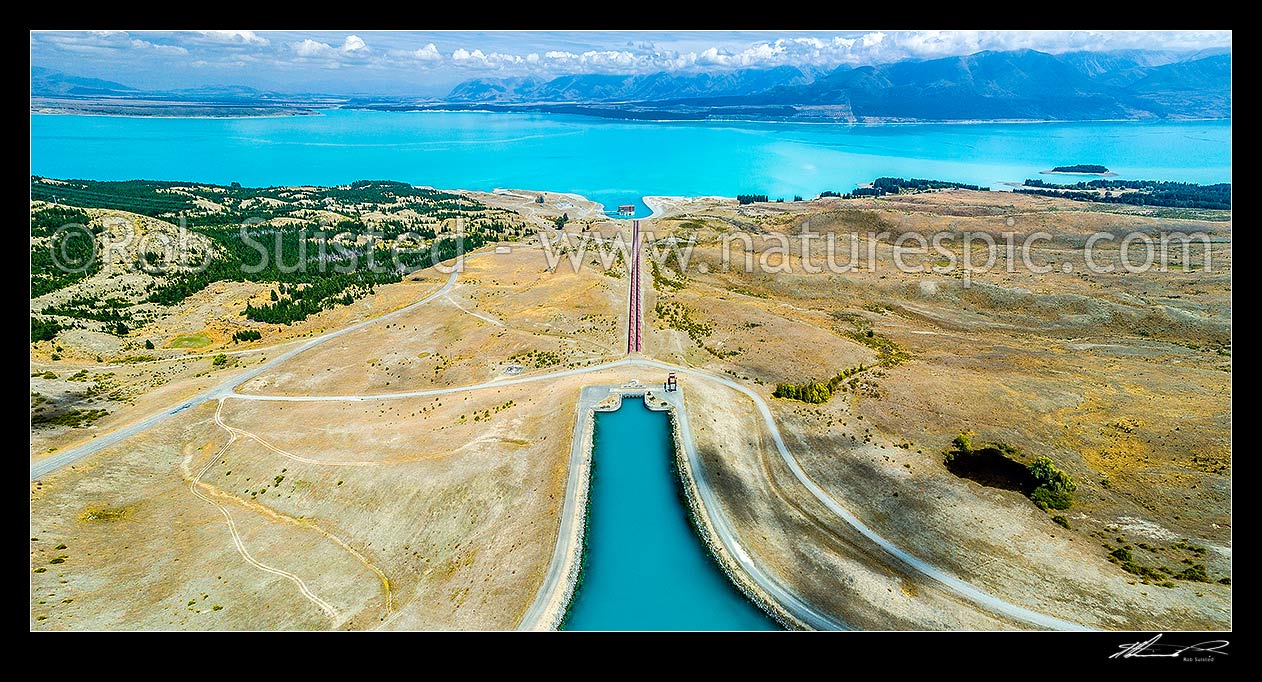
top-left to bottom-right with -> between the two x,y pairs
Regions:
1028,456 -> 1076,510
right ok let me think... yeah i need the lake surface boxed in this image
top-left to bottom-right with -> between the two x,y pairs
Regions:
563,397 -> 777,630
30,111 -> 1230,219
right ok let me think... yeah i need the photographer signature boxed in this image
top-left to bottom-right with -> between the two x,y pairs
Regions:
1111,634 -> 1229,660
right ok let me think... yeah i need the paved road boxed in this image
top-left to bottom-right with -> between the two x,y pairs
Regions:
227,358 -> 1088,630
633,360 -> 1090,631
517,385 -> 607,630
518,385 -> 847,631
660,386 -> 848,630
230,358 -> 637,402
30,263 -> 463,480
30,243 -> 1088,631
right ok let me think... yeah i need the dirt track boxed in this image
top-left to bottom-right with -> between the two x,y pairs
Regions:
31,191 -> 1231,630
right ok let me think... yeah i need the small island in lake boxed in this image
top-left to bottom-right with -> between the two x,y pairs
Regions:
1042,164 -> 1117,176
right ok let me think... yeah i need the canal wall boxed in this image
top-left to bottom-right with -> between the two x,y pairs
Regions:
522,382 -> 802,630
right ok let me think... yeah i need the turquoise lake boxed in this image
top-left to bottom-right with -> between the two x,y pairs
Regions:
563,397 -> 777,631
30,111 -> 1230,219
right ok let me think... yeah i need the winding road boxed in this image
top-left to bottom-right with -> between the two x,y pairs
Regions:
656,386 -> 848,630
30,264 -> 463,480
31,232 -> 1088,631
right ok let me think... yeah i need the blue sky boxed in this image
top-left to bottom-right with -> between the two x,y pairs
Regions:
30,30 -> 1232,97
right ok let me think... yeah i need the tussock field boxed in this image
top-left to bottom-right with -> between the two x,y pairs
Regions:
643,191 -> 1230,628
32,185 -> 1230,630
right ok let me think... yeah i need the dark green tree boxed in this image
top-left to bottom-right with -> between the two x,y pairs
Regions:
1028,456 -> 1076,510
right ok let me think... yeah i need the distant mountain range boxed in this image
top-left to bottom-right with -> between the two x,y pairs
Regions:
32,68 -> 283,101
447,65 -> 815,103
32,49 -> 1231,122
31,66 -> 137,97
30,68 -> 341,117
439,49 -> 1231,122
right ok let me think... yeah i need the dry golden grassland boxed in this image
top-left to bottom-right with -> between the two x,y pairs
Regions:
32,188 -> 1230,630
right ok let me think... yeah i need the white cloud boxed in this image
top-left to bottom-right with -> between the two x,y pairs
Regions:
342,35 -> 367,53
579,50 -> 639,69
696,47 -> 725,66
452,48 -> 526,69
30,29 -> 1232,94
517,30 -> 1229,76
197,30 -> 268,46
46,31 -> 188,56
413,43 -> 440,61
129,38 -> 188,56
293,38 -> 335,58
292,34 -> 369,60
743,42 -> 785,62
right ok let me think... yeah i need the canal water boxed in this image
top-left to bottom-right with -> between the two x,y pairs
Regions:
562,397 -> 778,631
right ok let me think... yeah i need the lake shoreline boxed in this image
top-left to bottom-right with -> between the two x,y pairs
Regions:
28,105 -> 1231,127
29,109 -> 325,121
1039,169 -> 1119,177
32,111 -> 1232,202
